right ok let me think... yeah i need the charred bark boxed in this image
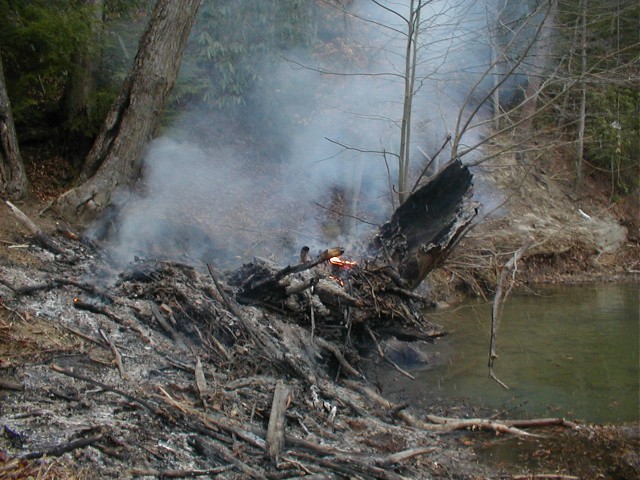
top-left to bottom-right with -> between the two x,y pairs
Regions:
55,0 -> 200,223
232,161 -> 476,341
371,159 -> 478,289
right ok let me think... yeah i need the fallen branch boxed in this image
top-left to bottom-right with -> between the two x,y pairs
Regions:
489,238 -> 534,388
20,434 -> 103,460
50,364 -> 164,416
4,200 -> 68,256
99,328 -> 128,380
14,278 -> 113,303
129,466 -> 233,478
314,336 -> 362,379
291,451 -> 407,480
378,446 -> 437,466
244,247 -> 344,292
422,414 -> 536,436
342,380 -> 547,436
265,380 -> 290,459
0,378 -> 24,391
511,475 -> 579,480
194,356 -> 208,410
365,324 -> 415,380
188,429 -> 264,478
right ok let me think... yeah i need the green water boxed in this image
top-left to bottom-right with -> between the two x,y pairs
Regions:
379,283 -> 640,424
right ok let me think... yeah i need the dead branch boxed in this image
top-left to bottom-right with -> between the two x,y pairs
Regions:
245,248 -> 344,292
99,329 -> 127,380
50,364 -> 164,415
0,378 -> 24,391
60,324 -> 109,348
291,451 -> 407,480
15,278 -> 113,302
365,324 -> 415,380
265,380 -> 291,459
4,200 -> 68,256
188,434 -> 264,479
314,336 -> 362,379
20,433 -> 103,460
489,238 -> 534,388
194,356 -> 208,410
379,446 -> 437,466
128,466 -> 234,478
511,475 -> 579,480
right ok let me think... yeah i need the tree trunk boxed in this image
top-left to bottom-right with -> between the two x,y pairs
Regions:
0,50 -> 28,199
518,1 -> 558,135
397,0 -> 420,205
575,0 -> 588,192
61,0 -> 104,132
56,0 -> 200,223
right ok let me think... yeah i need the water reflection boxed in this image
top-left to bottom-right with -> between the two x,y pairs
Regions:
378,284 -> 640,424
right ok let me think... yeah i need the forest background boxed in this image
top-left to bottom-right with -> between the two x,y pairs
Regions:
0,0 -> 638,282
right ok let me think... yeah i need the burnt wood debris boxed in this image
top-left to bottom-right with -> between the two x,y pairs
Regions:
1,160 -> 576,478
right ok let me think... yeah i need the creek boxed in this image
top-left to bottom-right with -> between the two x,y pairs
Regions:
377,283 -> 640,425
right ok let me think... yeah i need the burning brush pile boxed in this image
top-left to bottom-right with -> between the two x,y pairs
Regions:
0,161 -> 493,479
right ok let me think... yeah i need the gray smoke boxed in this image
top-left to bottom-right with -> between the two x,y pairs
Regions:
108,0 -> 528,267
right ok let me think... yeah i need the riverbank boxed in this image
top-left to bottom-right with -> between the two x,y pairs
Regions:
426,151 -> 639,303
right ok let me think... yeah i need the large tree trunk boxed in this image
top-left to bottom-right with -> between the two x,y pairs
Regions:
56,0 -> 200,223
0,50 -> 28,199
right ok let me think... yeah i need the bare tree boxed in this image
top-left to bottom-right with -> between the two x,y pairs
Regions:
56,0 -> 200,223
325,1 -> 561,204
392,0 -> 423,204
0,50 -> 28,199
518,0 -> 559,136
575,0 -> 587,191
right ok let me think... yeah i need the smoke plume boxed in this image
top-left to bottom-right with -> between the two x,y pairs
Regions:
107,0 -> 528,267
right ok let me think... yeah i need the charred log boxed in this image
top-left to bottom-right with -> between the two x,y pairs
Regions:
371,159 -> 479,289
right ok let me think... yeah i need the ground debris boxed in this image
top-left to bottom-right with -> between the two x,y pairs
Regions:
1,232 -> 449,479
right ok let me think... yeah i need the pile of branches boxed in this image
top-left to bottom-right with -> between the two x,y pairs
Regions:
230,246 -> 443,344
0,227 -> 576,480
0,161 -> 577,479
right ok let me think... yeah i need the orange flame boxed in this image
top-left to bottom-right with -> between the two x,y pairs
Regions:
329,256 -> 357,268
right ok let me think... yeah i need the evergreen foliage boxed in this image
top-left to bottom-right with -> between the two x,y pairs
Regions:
557,0 -> 639,194
174,0 -> 317,109
0,0 -> 95,124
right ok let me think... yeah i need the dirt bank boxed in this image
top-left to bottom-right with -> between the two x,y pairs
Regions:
428,152 -> 639,301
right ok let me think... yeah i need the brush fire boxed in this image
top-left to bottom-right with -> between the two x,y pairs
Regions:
0,160 -> 494,479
